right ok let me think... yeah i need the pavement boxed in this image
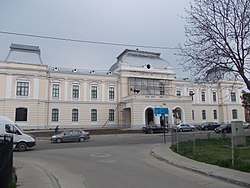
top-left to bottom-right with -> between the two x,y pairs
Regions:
14,137 -> 250,188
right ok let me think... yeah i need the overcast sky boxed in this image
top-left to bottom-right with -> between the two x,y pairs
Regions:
0,0 -> 191,76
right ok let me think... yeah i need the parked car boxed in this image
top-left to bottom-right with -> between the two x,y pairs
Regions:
243,122 -> 249,129
172,123 -> 195,132
51,129 -> 90,143
215,123 -> 231,133
142,125 -> 168,134
198,122 -> 220,130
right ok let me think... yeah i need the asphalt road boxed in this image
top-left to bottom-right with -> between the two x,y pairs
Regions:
13,133 -> 243,188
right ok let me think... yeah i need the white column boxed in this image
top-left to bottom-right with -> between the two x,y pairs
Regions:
102,80 -> 105,101
33,78 -> 39,99
64,81 -> 68,100
5,75 -> 12,98
83,79 -> 87,101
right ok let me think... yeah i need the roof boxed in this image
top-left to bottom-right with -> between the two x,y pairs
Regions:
5,43 -> 43,65
109,49 -> 173,71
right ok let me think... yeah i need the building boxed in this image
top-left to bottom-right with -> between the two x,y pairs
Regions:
0,44 -> 245,129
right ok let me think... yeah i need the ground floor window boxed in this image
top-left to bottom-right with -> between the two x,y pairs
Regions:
52,109 -> 59,122
109,109 -> 114,121
72,109 -> 79,121
202,110 -> 206,120
232,109 -> 238,119
15,107 -> 27,121
91,109 -> 97,121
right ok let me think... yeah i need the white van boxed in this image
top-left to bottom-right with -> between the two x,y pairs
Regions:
0,116 -> 36,151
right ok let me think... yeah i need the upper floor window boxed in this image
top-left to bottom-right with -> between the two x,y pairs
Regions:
109,86 -> 115,100
201,91 -> 206,102
176,90 -> 181,96
91,109 -> 97,121
16,82 -> 29,96
231,92 -> 236,102
52,84 -> 60,98
109,109 -> 115,121
72,109 -> 79,121
91,85 -> 98,99
212,92 -> 217,102
202,110 -> 206,120
232,109 -> 238,119
72,85 -> 79,99
52,109 -> 59,122
159,83 -> 165,95
15,107 -> 28,121
189,90 -> 195,101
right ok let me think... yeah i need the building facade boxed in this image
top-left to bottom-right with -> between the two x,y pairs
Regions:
0,44 -> 245,129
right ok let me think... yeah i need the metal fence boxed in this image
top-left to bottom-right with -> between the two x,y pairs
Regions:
0,135 -> 13,188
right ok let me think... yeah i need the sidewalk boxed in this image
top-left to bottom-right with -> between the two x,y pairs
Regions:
151,143 -> 250,188
14,160 -> 60,188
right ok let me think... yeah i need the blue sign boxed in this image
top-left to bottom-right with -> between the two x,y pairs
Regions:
154,108 -> 168,115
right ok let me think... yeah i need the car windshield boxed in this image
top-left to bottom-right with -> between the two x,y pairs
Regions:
219,124 -> 227,128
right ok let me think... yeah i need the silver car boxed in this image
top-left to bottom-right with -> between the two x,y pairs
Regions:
51,129 -> 90,143
173,123 -> 195,132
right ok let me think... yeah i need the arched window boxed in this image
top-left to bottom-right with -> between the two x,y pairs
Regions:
91,109 -> 97,121
52,109 -> 59,122
109,109 -> 114,121
15,107 -> 28,121
72,109 -> 79,122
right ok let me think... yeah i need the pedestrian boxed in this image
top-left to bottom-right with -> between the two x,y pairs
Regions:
55,125 -> 59,134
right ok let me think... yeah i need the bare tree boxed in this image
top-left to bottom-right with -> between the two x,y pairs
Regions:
178,0 -> 250,91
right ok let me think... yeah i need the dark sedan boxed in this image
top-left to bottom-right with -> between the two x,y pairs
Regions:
142,125 -> 169,134
215,124 -> 231,133
199,122 -> 220,131
51,129 -> 90,143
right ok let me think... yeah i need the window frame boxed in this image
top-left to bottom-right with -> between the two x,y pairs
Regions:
231,91 -> 236,102
213,109 -> 218,120
109,109 -> 115,121
15,107 -> 28,121
202,110 -> 206,120
91,85 -> 98,99
72,84 -> 80,99
109,86 -> 115,100
201,91 -> 206,102
52,108 -> 59,122
72,109 -> 79,122
232,109 -> 238,119
91,109 -> 97,121
52,83 -> 60,98
16,81 -> 29,96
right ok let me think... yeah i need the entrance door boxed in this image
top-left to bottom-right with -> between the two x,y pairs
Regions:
145,108 -> 154,125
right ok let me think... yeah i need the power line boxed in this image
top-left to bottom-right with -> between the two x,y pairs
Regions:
0,30 -> 177,50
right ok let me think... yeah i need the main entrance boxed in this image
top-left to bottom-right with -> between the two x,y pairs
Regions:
145,108 -> 154,125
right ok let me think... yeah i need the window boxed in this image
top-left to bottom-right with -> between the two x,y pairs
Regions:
91,109 -> 97,121
176,90 -> 181,96
202,110 -> 206,120
192,110 -> 194,120
213,110 -> 217,119
201,91 -> 206,102
109,86 -> 115,100
212,92 -> 217,102
159,83 -> 165,95
72,109 -> 78,121
72,85 -> 79,99
15,107 -> 28,121
109,109 -> 114,121
52,84 -> 60,98
232,109 -> 238,119
16,82 -> 29,96
189,90 -> 194,101
52,109 -> 59,122
91,85 -> 98,99
231,92 -> 236,102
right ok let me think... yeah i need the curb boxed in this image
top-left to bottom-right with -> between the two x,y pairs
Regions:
150,145 -> 250,188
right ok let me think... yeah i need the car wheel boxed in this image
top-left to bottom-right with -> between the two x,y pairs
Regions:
205,127 -> 208,131
179,128 -> 183,132
191,128 -> 195,132
56,138 -> 62,143
79,137 -> 85,142
150,130 -> 154,134
17,142 -> 27,152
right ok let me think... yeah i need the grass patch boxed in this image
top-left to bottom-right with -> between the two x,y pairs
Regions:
171,136 -> 250,173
